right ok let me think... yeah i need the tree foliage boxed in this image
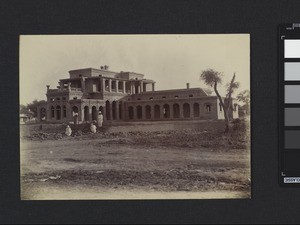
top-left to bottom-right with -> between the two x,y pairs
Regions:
236,90 -> 250,114
20,99 -> 46,117
200,69 -> 239,132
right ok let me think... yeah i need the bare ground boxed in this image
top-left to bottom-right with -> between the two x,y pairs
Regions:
20,120 -> 251,200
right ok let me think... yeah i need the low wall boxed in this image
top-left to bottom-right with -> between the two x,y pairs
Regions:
20,120 -> 225,136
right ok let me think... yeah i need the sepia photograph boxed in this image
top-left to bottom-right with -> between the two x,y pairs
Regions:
20,34 -> 250,200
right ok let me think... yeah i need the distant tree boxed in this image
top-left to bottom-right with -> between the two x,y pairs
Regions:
200,69 -> 239,132
236,90 -> 250,114
19,104 -> 29,114
26,99 -> 46,117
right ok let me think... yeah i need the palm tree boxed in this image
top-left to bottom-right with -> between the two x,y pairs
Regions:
200,69 -> 239,132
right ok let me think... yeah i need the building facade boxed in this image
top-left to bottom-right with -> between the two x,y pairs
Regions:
37,67 -> 238,124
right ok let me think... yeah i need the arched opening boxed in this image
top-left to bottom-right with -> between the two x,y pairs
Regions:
63,105 -> 67,118
72,106 -> 79,124
137,105 -> 142,119
119,102 -> 122,120
173,103 -> 180,118
154,105 -> 160,119
183,103 -> 190,118
145,105 -> 151,119
51,106 -> 55,118
99,106 -> 103,114
84,106 -> 89,121
112,101 -> 117,120
105,80 -> 109,91
118,81 -> 122,92
92,106 -> 97,121
205,104 -> 211,113
40,107 -> 46,121
193,103 -> 200,117
72,106 -> 78,115
128,106 -> 134,119
56,105 -> 61,120
135,83 -> 139,93
106,101 -> 111,120
163,104 -> 170,118
111,80 -> 116,92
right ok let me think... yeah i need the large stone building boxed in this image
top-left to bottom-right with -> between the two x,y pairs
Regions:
37,66 -> 238,124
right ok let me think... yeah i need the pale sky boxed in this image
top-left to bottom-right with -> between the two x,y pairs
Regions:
20,34 -> 250,105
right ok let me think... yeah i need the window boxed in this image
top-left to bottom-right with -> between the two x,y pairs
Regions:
137,98 -> 141,100
73,97 -> 77,100
62,97 -> 66,100
206,104 -> 211,112
189,94 -> 193,97
162,96 -> 166,99
56,97 -> 60,100
149,97 -> 153,100
174,95 -> 178,99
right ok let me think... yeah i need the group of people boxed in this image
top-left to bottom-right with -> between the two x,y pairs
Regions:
65,111 -> 104,136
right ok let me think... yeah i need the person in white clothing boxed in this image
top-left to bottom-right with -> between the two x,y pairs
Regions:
97,111 -> 103,127
65,125 -> 72,136
90,123 -> 97,133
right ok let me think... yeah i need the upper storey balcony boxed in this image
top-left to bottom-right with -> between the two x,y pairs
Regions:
47,87 -> 82,93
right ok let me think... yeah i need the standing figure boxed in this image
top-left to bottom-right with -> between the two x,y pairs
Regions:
97,111 -> 103,127
73,112 -> 79,125
65,125 -> 72,136
90,123 -> 97,133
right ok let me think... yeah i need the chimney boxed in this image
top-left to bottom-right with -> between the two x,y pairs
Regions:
186,83 -> 190,89
46,85 -> 50,91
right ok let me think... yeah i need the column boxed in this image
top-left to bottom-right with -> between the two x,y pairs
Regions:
132,83 -> 136,94
115,102 -> 119,120
160,105 -> 164,119
81,77 -> 85,92
109,102 -> 113,121
123,81 -> 126,93
108,79 -> 112,92
116,80 -> 119,93
102,78 -> 106,92
122,102 -> 126,120
89,106 -> 92,122
150,105 -> 154,120
81,107 -> 85,122
179,103 -> 184,119
170,104 -> 174,119
141,105 -> 145,120
140,81 -> 144,92
152,83 -> 155,91
190,103 -> 194,118
102,105 -> 106,123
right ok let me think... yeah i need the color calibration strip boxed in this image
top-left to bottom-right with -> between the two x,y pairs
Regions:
279,24 -> 300,186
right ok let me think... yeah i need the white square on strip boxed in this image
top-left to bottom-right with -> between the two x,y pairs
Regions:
285,40 -> 300,58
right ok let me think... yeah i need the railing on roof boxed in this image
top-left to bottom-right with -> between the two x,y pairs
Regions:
47,88 -> 82,93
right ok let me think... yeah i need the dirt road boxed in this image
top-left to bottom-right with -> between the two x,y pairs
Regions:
21,127 -> 251,200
